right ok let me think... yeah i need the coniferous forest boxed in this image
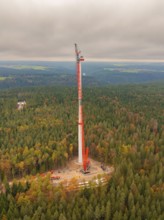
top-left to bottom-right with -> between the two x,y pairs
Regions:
0,83 -> 163,220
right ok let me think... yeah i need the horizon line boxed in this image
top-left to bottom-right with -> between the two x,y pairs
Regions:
0,58 -> 164,63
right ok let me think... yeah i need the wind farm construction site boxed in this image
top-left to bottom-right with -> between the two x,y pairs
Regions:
7,44 -> 114,191
49,44 -> 114,189
50,158 -> 114,189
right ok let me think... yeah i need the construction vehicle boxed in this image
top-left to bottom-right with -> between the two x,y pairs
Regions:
80,160 -> 90,174
101,163 -> 106,171
50,175 -> 60,180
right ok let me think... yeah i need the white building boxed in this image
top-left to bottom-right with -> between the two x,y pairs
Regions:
17,101 -> 26,110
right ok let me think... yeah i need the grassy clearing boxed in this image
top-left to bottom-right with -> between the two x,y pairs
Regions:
0,76 -> 13,81
13,65 -> 48,70
0,77 -> 7,81
113,63 -> 126,67
104,68 -> 139,73
122,69 -> 139,73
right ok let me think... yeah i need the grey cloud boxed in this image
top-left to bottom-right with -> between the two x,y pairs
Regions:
0,0 -> 164,61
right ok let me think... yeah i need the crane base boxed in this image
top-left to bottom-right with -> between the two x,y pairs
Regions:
80,169 -> 90,175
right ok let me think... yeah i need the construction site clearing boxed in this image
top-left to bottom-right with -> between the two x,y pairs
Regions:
6,158 -> 114,192
49,158 -> 114,190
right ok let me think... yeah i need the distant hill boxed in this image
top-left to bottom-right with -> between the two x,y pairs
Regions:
0,61 -> 164,89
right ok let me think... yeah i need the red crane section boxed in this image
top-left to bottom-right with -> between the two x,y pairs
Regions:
75,43 -> 89,172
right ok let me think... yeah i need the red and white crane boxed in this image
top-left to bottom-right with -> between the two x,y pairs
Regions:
75,43 -> 89,172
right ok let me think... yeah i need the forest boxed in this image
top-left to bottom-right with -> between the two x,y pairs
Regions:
0,61 -> 164,89
0,83 -> 163,219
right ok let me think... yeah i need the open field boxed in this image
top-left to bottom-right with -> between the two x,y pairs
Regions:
11,65 -> 48,70
0,77 -> 7,80
0,64 -> 48,71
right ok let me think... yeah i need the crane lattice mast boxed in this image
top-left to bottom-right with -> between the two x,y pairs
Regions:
75,43 -> 89,172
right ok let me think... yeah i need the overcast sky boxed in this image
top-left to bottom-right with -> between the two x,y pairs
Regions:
0,0 -> 164,61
